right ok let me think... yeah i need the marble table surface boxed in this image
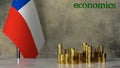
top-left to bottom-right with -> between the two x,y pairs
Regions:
0,58 -> 120,68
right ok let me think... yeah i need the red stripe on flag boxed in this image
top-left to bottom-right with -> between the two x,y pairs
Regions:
3,7 -> 38,58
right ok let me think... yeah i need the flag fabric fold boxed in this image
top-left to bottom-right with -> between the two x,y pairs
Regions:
3,0 -> 45,58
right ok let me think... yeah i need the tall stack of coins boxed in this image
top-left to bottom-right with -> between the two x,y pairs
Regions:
87,46 -> 93,64
102,53 -> 106,63
57,43 -> 63,63
85,45 -> 88,63
70,48 -> 77,64
82,43 -> 88,63
97,45 -> 106,63
57,43 -> 107,64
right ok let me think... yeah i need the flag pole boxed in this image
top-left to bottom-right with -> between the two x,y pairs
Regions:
16,48 -> 20,64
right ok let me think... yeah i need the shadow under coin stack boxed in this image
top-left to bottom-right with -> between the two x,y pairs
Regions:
57,43 -> 106,64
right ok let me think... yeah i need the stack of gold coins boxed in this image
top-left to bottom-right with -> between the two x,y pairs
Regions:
77,53 -> 82,64
65,49 -> 70,64
102,53 -> 106,63
98,53 -> 102,63
85,45 -> 88,63
60,54 -> 65,64
70,48 -> 77,64
57,43 -> 63,63
57,43 -> 107,64
87,46 -> 93,64
82,42 -> 87,63
97,46 -> 103,63
65,53 -> 70,64
82,51 -> 86,63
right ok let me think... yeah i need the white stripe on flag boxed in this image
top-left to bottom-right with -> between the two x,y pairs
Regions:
19,0 -> 45,53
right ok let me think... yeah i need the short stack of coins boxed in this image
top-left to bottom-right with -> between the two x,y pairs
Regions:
64,49 -> 70,64
97,45 -> 107,63
77,53 -> 82,64
60,54 -> 65,64
57,43 -> 107,64
94,49 -> 98,62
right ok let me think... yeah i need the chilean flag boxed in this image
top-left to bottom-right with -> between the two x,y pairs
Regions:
3,0 -> 45,58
